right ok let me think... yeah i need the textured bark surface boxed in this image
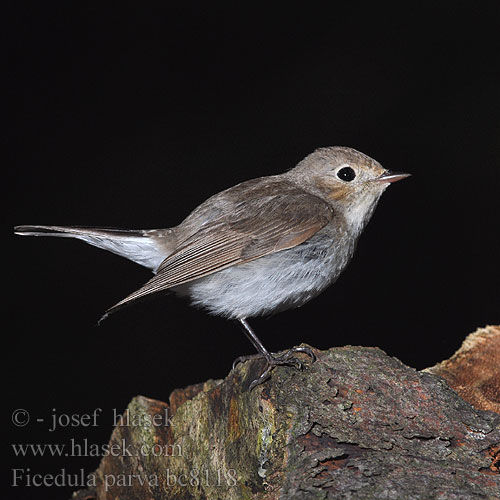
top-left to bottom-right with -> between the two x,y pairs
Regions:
425,325 -> 500,415
72,329 -> 500,500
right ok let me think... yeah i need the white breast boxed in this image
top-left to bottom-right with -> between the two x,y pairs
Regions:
176,228 -> 356,319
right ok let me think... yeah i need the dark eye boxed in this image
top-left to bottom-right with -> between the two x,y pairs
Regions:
337,166 -> 356,182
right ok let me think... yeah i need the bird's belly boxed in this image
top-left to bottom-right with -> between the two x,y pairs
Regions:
175,232 -> 355,319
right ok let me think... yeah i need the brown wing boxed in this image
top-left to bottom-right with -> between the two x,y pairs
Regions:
104,184 -> 333,315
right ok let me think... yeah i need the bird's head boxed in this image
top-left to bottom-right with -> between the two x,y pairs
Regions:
286,146 -> 410,233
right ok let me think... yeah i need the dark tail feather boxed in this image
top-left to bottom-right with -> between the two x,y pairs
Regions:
14,224 -> 146,238
14,224 -> 169,271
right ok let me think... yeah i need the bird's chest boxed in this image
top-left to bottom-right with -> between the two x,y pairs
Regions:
182,226 -> 357,319
265,228 -> 356,291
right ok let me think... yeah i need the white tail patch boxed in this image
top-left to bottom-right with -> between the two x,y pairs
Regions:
14,225 -> 169,272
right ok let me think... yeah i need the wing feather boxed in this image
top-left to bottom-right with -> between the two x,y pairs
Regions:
105,183 -> 333,315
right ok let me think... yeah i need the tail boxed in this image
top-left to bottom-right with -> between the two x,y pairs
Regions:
14,225 -> 171,272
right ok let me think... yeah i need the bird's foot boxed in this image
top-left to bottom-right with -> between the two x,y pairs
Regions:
232,346 -> 316,390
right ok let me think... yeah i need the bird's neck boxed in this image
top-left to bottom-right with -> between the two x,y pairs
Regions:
341,192 -> 383,237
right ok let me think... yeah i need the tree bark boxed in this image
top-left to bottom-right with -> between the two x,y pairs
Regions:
72,326 -> 500,500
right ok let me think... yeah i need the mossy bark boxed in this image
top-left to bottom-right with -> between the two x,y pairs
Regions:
72,328 -> 500,500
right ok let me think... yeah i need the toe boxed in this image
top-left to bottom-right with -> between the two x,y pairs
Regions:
291,346 -> 316,362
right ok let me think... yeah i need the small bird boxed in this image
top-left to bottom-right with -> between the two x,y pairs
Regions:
15,146 -> 409,388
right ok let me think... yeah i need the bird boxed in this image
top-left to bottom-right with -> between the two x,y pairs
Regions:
15,146 -> 410,388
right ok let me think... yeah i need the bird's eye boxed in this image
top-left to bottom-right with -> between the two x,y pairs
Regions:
336,166 -> 356,182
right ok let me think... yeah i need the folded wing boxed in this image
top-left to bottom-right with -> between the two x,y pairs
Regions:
105,182 -> 334,316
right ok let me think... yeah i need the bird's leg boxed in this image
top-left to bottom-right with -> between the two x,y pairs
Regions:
232,318 -> 316,390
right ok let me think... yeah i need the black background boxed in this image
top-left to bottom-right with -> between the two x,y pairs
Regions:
4,3 -> 499,499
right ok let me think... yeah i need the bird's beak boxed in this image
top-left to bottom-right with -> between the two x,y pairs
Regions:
373,170 -> 411,183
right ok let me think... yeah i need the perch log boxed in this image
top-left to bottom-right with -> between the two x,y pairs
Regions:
72,326 -> 500,499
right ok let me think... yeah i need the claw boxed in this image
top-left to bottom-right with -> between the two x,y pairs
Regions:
290,346 -> 316,362
232,353 -> 263,370
232,345 -> 317,390
234,319 -> 316,390
248,365 -> 273,390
